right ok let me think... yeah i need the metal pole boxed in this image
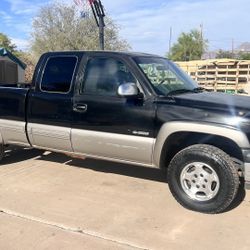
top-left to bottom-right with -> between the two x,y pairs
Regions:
99,16 -> 105,50
200,23 -> 203,59
232,38 -> 234,58
168,27 -> 172,57
91,0 -> 105,50
90,3 -> 99,27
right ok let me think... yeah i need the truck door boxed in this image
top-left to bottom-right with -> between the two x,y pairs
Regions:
27,55 -> 78,152
71,56 -> 156,165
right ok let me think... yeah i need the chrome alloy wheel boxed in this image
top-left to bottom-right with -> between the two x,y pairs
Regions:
180,162 -> 220,201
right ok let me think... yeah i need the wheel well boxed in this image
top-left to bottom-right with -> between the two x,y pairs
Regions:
160,132 -> 244,169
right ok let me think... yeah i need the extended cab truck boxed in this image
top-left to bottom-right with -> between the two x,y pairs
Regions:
1,51 -> 250,213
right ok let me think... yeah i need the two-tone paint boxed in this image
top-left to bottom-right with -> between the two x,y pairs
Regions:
0,51 -> 250,188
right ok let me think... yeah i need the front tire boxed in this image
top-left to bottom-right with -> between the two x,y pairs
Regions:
168,144 -> 239,214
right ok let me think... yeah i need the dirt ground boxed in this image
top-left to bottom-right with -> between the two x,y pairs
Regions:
0,147 -> 249,250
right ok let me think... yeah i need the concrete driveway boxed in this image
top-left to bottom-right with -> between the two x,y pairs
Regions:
0,147 -> 249,250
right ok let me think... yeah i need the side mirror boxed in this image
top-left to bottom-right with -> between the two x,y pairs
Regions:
117,82 -> 139,97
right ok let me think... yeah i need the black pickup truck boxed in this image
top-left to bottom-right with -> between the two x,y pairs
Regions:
1,51 -> 250,213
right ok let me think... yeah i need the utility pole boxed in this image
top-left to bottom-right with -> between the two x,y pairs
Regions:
89,0 -> 105,50
200,23 -> 203,42
168,27 -> 172,57
232,38 -> 234,58
200,23 -> 203,59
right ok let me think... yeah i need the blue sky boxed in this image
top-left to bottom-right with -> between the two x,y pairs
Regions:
0,0 -> 250,55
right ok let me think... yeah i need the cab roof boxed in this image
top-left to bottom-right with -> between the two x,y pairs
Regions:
43,50 -> 165,59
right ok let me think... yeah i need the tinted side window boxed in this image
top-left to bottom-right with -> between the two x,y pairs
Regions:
82,57 -> 136,96
41,56 -> 77,93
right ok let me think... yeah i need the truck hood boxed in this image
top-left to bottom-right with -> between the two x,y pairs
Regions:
178,92 -> 250,112
155,92 -> 250,137
158,92 -> 250,116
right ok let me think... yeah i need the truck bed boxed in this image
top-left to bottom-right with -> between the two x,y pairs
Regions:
0,86 -> 30,121
0,86 -> 30,146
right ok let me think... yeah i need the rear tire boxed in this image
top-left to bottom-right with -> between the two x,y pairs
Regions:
168,144 -> 239,214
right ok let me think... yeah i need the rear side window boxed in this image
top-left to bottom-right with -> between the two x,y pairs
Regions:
41,56 -> 77,93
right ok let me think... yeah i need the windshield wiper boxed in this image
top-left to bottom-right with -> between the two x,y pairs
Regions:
166,89 -> 194,96
167,87 -> 206,96
192,87 -> 206,92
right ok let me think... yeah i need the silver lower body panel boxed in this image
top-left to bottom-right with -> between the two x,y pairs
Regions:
27,123 -> 72,152
0,119 -> 29,146
244,163 -> 250,189
71,129 -> 155,165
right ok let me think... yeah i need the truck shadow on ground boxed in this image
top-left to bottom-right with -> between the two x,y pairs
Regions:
2,146 -> 167,183
39,150 -> 168,184
2,147 -> 43,164
2,147 -> 246,213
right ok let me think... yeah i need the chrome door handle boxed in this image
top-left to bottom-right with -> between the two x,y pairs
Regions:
73,104 -> 88,113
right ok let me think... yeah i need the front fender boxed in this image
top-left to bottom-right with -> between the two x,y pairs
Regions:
153,121 -> 249,167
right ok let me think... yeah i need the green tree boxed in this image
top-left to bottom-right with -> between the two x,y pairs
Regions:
238,52 -> 250,60
17,52 -> 36,82
31,2 -> 131,59
216,49 -> 234,59
168,29 -> 208,61
0,33 -> 17,52
216,50 -> 250,60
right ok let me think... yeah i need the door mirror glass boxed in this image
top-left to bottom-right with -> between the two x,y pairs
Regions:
118,82 -> 139,97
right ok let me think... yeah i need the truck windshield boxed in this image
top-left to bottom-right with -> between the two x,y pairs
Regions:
134,57 -> 198,96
